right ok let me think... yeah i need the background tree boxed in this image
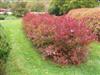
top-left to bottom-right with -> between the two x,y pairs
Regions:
49,0 -> 100,16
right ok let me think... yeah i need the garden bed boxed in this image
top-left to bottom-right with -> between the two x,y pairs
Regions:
0,19 -> 100,75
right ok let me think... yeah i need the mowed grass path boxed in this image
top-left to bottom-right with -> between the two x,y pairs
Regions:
0,19 -> 100,75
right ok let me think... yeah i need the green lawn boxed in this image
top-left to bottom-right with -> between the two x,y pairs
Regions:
0,19 -> 100,75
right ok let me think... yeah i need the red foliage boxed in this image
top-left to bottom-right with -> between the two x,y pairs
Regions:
67,8 -> 100,42
23,13 -> 95,65
82,17 -> 100,41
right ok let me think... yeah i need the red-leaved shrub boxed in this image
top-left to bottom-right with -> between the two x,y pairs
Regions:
23,13 -> 95,65
67,8 -> 100,41
82,17 -> 100,41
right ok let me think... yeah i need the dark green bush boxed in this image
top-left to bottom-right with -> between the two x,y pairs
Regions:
49,0 -> 99,15
0,25 -> 10,61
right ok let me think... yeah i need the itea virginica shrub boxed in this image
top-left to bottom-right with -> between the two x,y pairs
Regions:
23,13 -> 95,65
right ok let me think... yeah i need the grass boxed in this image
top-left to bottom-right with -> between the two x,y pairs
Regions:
0,19 -> 100,75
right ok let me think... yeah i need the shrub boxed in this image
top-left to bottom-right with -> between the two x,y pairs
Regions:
84,17 -> 100,41
48,0 -> 99,15
9,1 -> 49,17
5,15 -> 17,20
0,15 -> 7,20
83,17 -> 100,41
10,2 -> 29,17
23,13 -> 95,65
0,2 -> 9,8
67,8 -> 100,19
0,25 -> 10,75
26,1 -> 52,12
23,13 -> 55,47
0,25 -> 10,61
67,8 -> 100,41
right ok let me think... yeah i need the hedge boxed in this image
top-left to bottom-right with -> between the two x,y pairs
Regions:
0,24 -> 10,75
23,13 -> 95,65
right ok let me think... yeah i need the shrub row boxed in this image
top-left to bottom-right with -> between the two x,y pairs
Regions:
23,13 -> 95,65
67,8 -> 100,41
0,25 -> 10,75
0,25 -> 10,60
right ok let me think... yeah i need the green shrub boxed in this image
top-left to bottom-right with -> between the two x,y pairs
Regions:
0,15 -> 7,20
0,25 -> 10,61
0,25 -> 10,75
10,2 -> 29,17
49,0 -> 99,15
5,15 -> 17,20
